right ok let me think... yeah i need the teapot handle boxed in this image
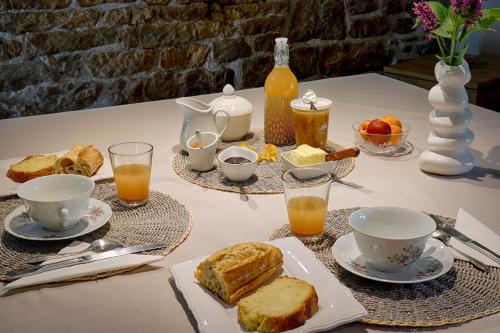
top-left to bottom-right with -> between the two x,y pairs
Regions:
213,109 -> 230,136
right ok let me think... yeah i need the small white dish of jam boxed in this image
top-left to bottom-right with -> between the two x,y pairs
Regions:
218,147 -> 258,182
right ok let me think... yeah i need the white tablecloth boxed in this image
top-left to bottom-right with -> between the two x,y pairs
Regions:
1,74 -> 499,332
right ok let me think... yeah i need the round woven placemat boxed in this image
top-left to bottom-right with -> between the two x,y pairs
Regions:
173,129 -> 355,194
270,208 -> 500,327
0,183 -> 192,282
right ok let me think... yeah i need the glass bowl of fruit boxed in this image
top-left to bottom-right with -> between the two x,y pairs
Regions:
353,116 -> 411,155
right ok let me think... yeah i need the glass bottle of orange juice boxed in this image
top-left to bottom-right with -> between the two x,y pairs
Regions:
264,37 -> 298,145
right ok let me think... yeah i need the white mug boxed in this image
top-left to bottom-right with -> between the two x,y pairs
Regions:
349,207 -> 436,272
186,132 -> 219,172
17,174 -> 95,231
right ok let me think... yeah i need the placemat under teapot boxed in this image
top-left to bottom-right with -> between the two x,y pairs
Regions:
270,208 -> 500,327
172,129 -> 355,194
0,183 -> 192,281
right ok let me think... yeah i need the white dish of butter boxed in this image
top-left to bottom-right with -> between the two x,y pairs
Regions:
281,145 -> 334,178
281,145 -> 359,179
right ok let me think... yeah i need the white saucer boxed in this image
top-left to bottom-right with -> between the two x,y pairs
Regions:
332,233 -> 454,284
4,198 -> 112,241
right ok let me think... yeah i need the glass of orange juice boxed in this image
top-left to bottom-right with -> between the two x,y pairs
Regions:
282,168 -> 331,241
108,142 -> 153,207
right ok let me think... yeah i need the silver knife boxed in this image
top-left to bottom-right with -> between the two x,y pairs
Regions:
5,243 -> 166,282
434,218 -> 500,266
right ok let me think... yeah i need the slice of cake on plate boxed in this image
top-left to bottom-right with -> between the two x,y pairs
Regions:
237,276 -> 319,333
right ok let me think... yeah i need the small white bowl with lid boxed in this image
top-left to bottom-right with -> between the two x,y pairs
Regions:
210,84 -> 254,141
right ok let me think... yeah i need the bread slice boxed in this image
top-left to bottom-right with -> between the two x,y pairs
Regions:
195,242 -> 283,305
73,145 -> 104,176
54,144 -> 83,175
6,155 -> 58,183
237,276 -> 319,333
54,145 -> 103,176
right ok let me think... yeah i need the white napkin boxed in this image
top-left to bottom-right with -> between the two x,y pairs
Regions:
449,209 -> 500,268
1,241 -> 164,292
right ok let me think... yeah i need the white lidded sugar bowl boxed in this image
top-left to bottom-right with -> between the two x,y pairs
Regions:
210,84 -> 254,141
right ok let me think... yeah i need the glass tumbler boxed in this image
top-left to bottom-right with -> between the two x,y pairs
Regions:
108,142 -> 153,207
282,168 -> 332,241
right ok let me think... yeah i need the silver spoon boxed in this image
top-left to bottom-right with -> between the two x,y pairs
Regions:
27,239 -> 122,265
239,186 -> 249,202
432,230 -> 489,272
303,89 -> 318,111
195,129 -> 204,148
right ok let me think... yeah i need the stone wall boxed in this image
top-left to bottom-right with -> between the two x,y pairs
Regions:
0,0 -> 432,118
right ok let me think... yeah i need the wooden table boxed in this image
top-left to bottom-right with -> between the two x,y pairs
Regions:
1,74 -> 499,333
384,56 -> 500,111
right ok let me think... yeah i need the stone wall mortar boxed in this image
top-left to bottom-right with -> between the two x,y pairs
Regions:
0,0 -> 433,118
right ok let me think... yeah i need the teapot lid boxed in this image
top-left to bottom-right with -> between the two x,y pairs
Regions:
210,84 -> 254,116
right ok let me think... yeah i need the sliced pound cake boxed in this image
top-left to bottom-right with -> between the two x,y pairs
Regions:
6,155 -> 58,183
237,276 -> 319,333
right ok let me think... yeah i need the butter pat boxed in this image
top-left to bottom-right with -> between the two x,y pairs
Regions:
287,145 -> 326,166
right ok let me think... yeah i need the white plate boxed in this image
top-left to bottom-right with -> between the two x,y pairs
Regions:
170,237 -> 367,333
332,233 -> 454,284
0,150 -> 113,198
4,198 -> 112,241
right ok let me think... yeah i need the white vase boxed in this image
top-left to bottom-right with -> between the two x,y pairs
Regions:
419,60 -> 474,175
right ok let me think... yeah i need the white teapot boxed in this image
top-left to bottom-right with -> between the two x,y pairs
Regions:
209,84 -> 254,141
176,97 -> 229,151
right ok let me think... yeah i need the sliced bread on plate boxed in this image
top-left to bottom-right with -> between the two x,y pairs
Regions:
195,242 -> 283,305
6,155 -> 58,183
237,276 -> 319,333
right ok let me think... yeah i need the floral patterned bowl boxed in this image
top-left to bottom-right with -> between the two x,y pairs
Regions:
348,207 -> 436,272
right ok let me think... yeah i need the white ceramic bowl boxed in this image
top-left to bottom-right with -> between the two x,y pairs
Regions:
348,207 -> 436,272
17,174 -> 95,231
215,112 -> 252,141
218,146 -> 258,182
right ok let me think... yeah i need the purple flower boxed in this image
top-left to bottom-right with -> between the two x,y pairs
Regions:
413,1 -> 439,32
451,0 -> 483,21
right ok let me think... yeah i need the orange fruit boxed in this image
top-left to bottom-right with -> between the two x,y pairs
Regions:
358,120 -> 371,140
382,115 -> 402,129
389,125 -> 402,145
358,120 -> 370,131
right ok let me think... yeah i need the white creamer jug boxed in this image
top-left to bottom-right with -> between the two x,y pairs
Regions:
176,97 -> 229,151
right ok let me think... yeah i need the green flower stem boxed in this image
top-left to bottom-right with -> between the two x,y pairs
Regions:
436,36 -> 447,61
449,25 -> 457,65
448,15 -> 464,66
